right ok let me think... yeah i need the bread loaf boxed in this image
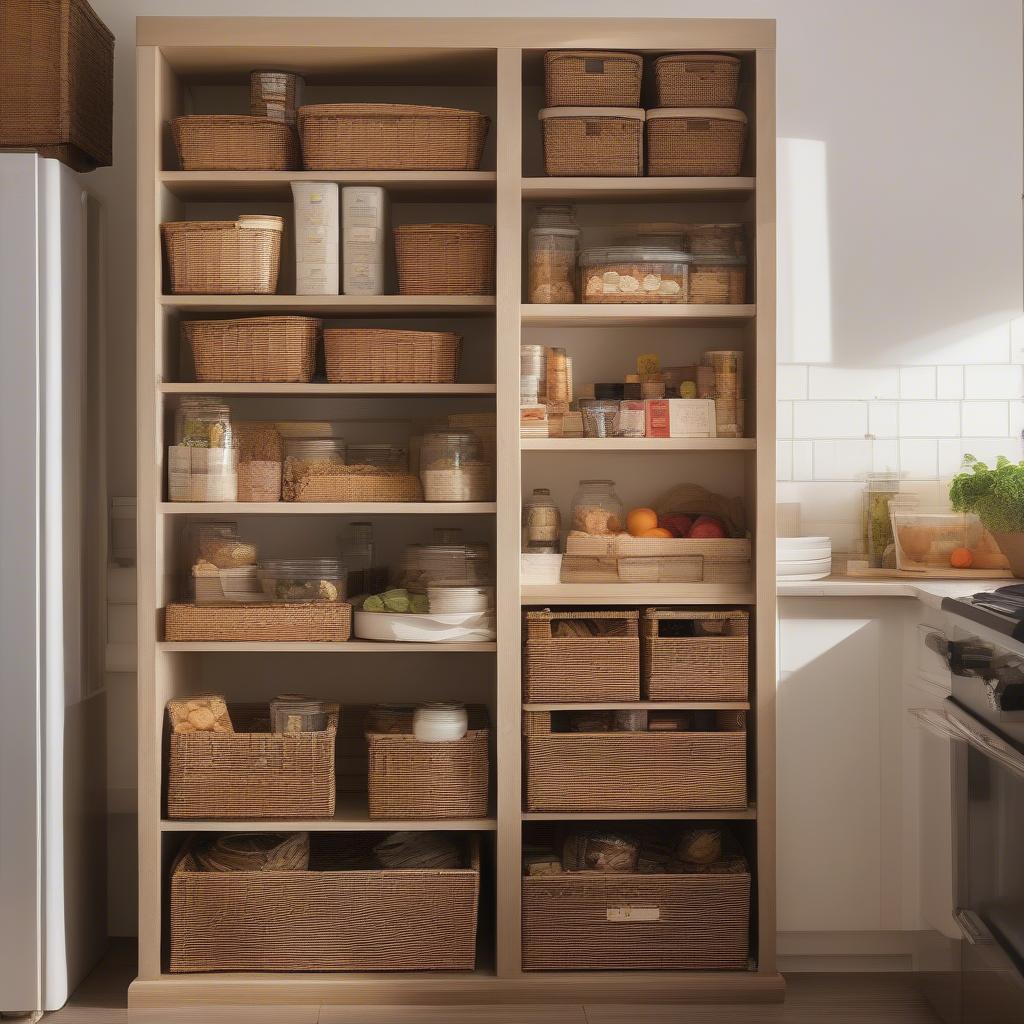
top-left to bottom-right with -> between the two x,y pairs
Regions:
167,695 -> 233,734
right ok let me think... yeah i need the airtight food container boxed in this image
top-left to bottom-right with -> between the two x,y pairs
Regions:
258,559 -> 348,602
580,246 -> 691,304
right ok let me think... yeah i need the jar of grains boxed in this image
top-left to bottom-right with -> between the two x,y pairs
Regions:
529,227 -> 580,304
420,431 -> 493,502
168,398 -> 238,502
235,421 -> 283,502
281,437 -> 346,501
570,479 -> 624,536
522,487 -> 561,552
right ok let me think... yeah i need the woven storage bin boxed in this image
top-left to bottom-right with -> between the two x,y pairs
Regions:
169,835 -> 480,972
539,108 -> 644,177
298,103 -> 489,171
162,217 -> 283,295
689,258 -> 748,304
522,869 -> 750,971
641,609 -> 749,701
0,0 -> 113,171
394,224 -> 495,296
544,51 -> 643,107
523,711 -> 747,812
289,471 -> 423,503
324,329 -> 460,384
171,115 -> 300,171
184,316 -> 319,383
163,602 -> 352,643
167,703 -> 338,819
646,108 -> 747,177
654,53 -> 742,107
523,610 -> 640,703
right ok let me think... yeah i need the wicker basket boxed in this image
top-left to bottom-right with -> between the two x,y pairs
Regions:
394,224 -> 495,296
544,51 -> 643,107
167,703 -> 338,819
523,610 -> 640,703
654,54 -> 742,107
289,470 -> 424,504
641,609 -> 749,701
170,834 -> 480,972
539,108 -> 644,177
171,115 -> 300,171
646,108 -> 748,177
324,329 -> 460,384
184,316 -> 319,383
689,258 -> 748,304
298,103 -> 489,171
162,217 -> 283,295
522,869 -> 750,971
163,602 -> 352,643
523,711 -> 747,812
0,0 -> 114,171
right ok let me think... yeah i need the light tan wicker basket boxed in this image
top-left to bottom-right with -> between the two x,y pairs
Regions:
543,51 -> 643,107
170,834 -> 480,972
539,107 -> 644,177
654,53 -> 742,107
167,703 -> 338,819
171,115 -> 300,171
523,710 -> 747,812
646,108 -> 748,177
522,869 -> 750,971
298,103 -> 489,171
689,258 -> 748,304
323,329 -> 460,384
641,609 -> 749,701
393,224 -> 495,296
184,316 -> 319,383
161,216 -> 283,295
289,469 -> 424,504
163,602 -> 352,643
523,609 -> 640,703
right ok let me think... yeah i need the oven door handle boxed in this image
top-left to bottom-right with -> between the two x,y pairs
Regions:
955,909 -> 1024,991
910,707 -> 1024,780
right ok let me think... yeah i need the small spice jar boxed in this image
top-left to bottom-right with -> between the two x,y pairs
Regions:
413,703 -> 468,743
168,398 -> 238,502
420,431 -> 493,502
570,479 -> 623,536
522,487 -> 562,553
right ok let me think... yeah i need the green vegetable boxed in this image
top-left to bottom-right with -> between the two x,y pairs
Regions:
949,455 -> 1024,533
410,594 -> 429,614
363,594 -> 385,612
382,589 -> 410,613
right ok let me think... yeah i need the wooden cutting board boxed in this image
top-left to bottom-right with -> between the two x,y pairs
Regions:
843,561 -> 1013,580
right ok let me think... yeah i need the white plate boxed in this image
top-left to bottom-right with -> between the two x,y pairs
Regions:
354,609 -> 496,643
777,536 -> 831,550
777,555 -> 832,568
776,570 -> 831,581
776,561 -> 832,576
776,547 -> 831,562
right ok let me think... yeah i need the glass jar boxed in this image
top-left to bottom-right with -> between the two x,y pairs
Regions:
168,399 -> 238,502
580,246 -> 691,304
579,399 -> 620,438
270,695 -> 328,735
529,227 -> 579,304
259,558 -> 348,602
398,542 -> 491,592
534,204 -> 577,230
175,398 -> 234,449
281,437 -> 346,502
570,479 -> 623,536
689,253 -> 747,304
420,431 -> 493,502
522,488 -> 561,553
863,472 -> 900,568
345,443 -> 408,471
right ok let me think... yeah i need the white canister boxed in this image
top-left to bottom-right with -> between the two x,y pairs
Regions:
291,181 -> 339,295
413,702 -> 468,743
342,186 -> 388,296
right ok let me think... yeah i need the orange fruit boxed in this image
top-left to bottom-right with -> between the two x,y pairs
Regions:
640,527 -> 673,538
950,547 -> 974,569
626,507 -> 659,537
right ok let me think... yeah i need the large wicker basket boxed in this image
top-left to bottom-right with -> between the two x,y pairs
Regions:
394,224 -> 495,296
167,703 -> 338,819
523,609 -> 640,703
170,834 -> 480,972
641,609 -> 749,701
654,53 -> 742,107
298,103 -> 489,171
183,316 -> 319,383
324,329 -> 460,384
161,217 -> 283,295
171,115 -> 300,171
646,108 -> 748,177
522,869 -> 750,970
543,50 -> 643,107
163,602 -> 352,643
539,108 -> 644,177
523,711 -> 747,812
0,0 -> 114,171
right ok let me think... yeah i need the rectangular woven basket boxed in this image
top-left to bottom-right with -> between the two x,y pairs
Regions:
522,870 -> 750,971
646,112 -> 748,176
171,115 -> 300,171
690,262 -> 748,304
323,328 -> 460,384
540,111 -> 644,177
183,316 -> 319,383
523,609 -> 640,703
170,835 -> 480,972
166,703 -> 338,819
163,602 -> 352,643
543,50 -> 643,107
394,224 -> 495,296
654,54 -> 741,107
287,471 -> 424,503
161,219 -> 283,295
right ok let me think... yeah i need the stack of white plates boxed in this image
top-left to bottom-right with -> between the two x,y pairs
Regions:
427,583 -> 494,614
777,536 -> 832,581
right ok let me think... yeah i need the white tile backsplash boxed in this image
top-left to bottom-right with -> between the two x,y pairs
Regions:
777,401 -> 793,440
807,366 -> 899,400
872,439 -> 900,473
898,439 -> 939,479
868,401 -> 898,437
936,365 -> 964,399
961,401 -> 1010,437
899,366 -> 937,399
777,364 -> 809,401
792,440 -> 814,481
793,401 -> 868,439
812,440 -> 872,480
897,401 -> 961,438
964,364 -> 1024,400
777,441 -> 793,481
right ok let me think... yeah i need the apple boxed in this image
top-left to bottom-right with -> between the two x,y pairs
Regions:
659,513 -> 693,538
688,519 -> 726,539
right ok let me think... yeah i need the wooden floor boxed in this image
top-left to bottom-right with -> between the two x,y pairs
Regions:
44,943 -> 942,1023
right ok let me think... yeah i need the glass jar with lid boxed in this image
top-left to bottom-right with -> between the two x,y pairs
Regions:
580,245 -> 691,304
345,443 -> 408,471
529,228 -> 580,304
863,472 -> 900,568
259,558 -> 348,602
534,204 -> 577,230
522,488 -> 561,553
168,397 -> 238,502
420,430 -> 493,502
281,436 -> 346,501
570,479 -> 623,536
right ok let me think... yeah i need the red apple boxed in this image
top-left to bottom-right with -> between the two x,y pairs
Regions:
688,519 -> 726,539
659,513 -> 693,538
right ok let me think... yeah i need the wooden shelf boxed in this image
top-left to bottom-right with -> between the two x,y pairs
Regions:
160,382 -> 496,396
159,640 -> 496,653
521,585 -> 755,605
159,501 -> 496,515
521,176 -> 755,202
522,805 -> 757,821
524,701 -> 750,711
521,304 -> 756,327
160,295 -> 495,315
521,437 -> 755,452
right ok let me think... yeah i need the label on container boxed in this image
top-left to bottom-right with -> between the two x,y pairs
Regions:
345,226 -> 379,243
167,446 -> 193,501
606,906 -> 660,922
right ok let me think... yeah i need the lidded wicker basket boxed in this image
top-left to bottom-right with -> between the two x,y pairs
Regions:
654,53 -> 741,107
324,328 -> 460,384
183,316 -> 319,383
394,224 -> 495,296
543,50 -> 643,107
646,107 -> 748,177
538,107 -> 644,177
171,115 -> 300,171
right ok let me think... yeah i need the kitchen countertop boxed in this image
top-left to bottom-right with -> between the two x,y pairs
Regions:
777,577 -> 1008,608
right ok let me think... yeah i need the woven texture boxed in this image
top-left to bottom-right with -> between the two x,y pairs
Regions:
654,54 -> 741,107
543,51 -> 643,107
172,115 -> 300,170
170,836 -> 480,972
522,871 -> 750,971
298,103 -> 489,171
541,115 -> 643,177
164,602 -> 352,643
646,115 -> 747,176
184,316 -> 319,383
394,224 -> 495,296
689,264 -> 748,304
324,329 -> 460,384
0,0 -> 114,170
523,610 -> 640,703
290,472 -> 423,503
167,704 -> 338,819
162,220 -> 282,295
367,727 -> 489,820
641,609 -> 749,701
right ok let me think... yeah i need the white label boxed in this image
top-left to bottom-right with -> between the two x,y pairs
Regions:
346,226 -> 378,243
167,446 -> 193,501
606,906 -> 660,922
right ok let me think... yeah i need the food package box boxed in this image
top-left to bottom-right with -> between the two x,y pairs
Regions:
520,404 -> 549,437
644,399 -> 717,438
342,186 -> 388,296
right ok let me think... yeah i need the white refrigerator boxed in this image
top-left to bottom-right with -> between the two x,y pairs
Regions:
0,153 -> 108,1014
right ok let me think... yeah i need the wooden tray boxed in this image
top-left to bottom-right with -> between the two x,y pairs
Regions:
843,561 -> 1012,581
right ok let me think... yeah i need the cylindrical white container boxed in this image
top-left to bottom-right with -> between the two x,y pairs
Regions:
291,181 -> 339,295
342,186 -> 388,296
413,702 -> 468,743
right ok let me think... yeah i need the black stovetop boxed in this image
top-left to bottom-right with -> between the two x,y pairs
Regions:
943,585 -> 1024,643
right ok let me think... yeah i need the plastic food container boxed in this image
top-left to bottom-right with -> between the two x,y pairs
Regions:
398,543 -> 491,592
345,444 -> 408,471
528,227 -> 579,304
420,431 -> 493,502
580,246 -> 691,304
168,398 -> 238,502
250,70 -> 304,124
291,181 -> 339,295
413,703 -> 469,742
890,508 -> 1008,572
689,254 -> 747,304
427,583 -> 494,614
522,488 -> 561,553
570,479 -> 623,536
259,559 -> 348,602
270,695 -> 329,734
193,564 -> 264,605
684,222 -> 747,259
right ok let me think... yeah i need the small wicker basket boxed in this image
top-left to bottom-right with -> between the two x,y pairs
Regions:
539,107 -> 644,177
171,115 -> 300,170
543,50 -> 643,107
646,108 -> 748,177
183,316 -> 319,383
394,224 -> 495,296
163,602 -> 352,643
323,329 -> 460,384
654,53 -> 742,107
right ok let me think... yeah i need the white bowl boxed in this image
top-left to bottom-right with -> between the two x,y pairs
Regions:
354,609 -> 496,644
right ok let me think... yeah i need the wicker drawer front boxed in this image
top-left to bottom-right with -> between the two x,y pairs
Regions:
164,602 -> 352,643
653,54 -> 741,107
646,112 -> 748,177
522,872 -> 750,971
544,51 -> 643,107
524,610 -> 640,702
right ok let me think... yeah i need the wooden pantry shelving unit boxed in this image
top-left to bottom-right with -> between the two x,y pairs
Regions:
135,16 -> 778,1009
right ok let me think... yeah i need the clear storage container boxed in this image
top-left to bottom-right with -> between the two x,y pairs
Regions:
345,443 -> 408,471
281,437 -> 346,501
420,431 -> 493,502
689,254 -> 747,304
235,421 -> 283,502
570,479 -> 623,535
168,398 -> 238,502
529,227 -> 580,304
579,399 -> 620,438
259,558 -> 348,602
398,543 -> 491,592
580,246 -> 691,304
269,694 -> 329,734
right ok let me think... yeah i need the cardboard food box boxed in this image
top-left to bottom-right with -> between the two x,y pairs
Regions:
644,399 -> 717,438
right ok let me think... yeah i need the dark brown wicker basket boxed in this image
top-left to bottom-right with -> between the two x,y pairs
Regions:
539,108 -> 644,177
646,108 -> 748,177
171,115 -> 300,171
654,53 -> 742,107
184,316 -> 319,383
163,602 -> 352,643
324,328 -> 460,384
544,50 -> 643,107
394,224 -> 495,296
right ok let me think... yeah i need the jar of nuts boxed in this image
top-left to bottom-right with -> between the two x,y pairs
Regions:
570,479 -> 623,536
